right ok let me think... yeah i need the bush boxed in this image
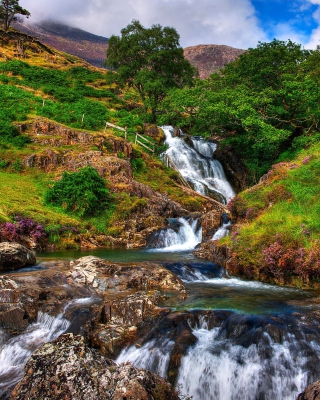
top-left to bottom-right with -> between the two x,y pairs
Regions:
45,166 -> 111,217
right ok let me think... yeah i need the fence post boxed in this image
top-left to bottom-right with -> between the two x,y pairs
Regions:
104,121 -> 107,133
125,126 -> 127,140
81,113 -> 85,125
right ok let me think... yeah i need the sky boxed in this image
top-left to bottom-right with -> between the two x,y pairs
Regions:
19,0 -> 320,49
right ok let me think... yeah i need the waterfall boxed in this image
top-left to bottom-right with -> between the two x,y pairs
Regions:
117,338 -> 175,379
161,126 -> 235,204
0,311 -> 70,397
146,217 -> 202,252
212,213 -> 232,240
176,327 -> 315,400
116,314 -> 320,400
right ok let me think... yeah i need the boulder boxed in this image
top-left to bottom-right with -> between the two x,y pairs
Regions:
0,242 -> 36,270
297,380 -> 320,400
10,333 -> 179,400
193,240 -> 231,267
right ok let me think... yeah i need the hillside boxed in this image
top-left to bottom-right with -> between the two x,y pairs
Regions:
196,141 -> 320,288
0,30 -> 223,251
13,20 -> 108,67
184,44 -> 245,79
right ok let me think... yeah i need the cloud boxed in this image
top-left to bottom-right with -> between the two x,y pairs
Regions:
19,0 -> 267,49
303,0 -> 320,47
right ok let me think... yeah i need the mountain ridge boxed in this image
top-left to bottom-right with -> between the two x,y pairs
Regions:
13,20 -> 244,75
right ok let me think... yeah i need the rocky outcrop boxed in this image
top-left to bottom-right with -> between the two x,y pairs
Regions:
69,256 -> 186,293
200,209 -> 226,239
0,242 -> 36,270
0,276 -> 39,333
184,44 -> 245,79
193,240 -> 231,267
297,380 -> 320,400
29,119 -> 133,159
10,333 -> 179,400
213,143 -> 248,192
0,256 -> 186,346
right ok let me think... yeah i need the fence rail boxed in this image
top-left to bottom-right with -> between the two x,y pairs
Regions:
104,122 -> 127,139
135,133 -> 155,155
105,122 -> 156,156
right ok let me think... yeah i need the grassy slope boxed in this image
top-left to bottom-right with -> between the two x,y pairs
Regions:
0,33 -> 206,248
226,141 -> 320,286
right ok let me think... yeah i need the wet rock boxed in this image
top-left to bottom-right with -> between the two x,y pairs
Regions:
69,256 -> 186,293
10,333 -> 179,400
200,209 -> 227,238
298,380 -> 320,399
0,242 -> 36,270
90,292 -> 161,357
193,240 -> 231,267
0,277 -> 40,333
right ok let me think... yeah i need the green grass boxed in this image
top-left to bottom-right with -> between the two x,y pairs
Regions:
229,141 -> 320,285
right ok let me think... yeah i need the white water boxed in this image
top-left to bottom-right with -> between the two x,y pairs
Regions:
162,126 -> 235,203
117,321 -> 318,400
117,338 -> 175,379
148,217 -> 202,252
212,221 -> 232,240
0,309 -> 70,397
176,327 -> 314,400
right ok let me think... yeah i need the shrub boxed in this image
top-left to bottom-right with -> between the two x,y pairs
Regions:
0,216 -> 46,246
45,166 -> 111,217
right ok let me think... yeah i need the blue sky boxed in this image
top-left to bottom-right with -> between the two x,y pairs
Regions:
252,0 -> 319,44
20,0 -> 320,49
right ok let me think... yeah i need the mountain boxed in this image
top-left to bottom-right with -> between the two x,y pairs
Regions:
13,20 -> 108,68
184,44 -> 245,79
14,21 -> 243,75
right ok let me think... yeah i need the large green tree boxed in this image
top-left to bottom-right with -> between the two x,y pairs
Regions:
106,20 -> 196,122
0,0 -> 30,31
161,40 -> 320,181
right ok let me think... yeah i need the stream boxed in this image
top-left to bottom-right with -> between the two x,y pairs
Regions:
1,127 -> 320,399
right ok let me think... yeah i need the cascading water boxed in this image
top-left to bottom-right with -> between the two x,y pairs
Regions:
146,217 -> 202,252
116,311 -> 320,400
161,126 -> 235,204
0,311 -> 70,398
212,213 -> 232,240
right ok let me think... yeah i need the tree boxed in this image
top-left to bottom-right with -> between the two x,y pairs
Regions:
0,0 -> 30,31
160,39 -> 320,182
106,20 -> 196,122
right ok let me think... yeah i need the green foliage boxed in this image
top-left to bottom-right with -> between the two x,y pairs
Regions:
0,0 -> 30,30
161,40 -> 320,182
228,141 -> 320,285
106,20 -> 196,122
131,157 -> 145,172
0,121 -> 30,148
12,158 -> 22,172
45,166 -> 111,217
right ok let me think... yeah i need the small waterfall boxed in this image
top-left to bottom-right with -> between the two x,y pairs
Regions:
212,213 -> 232,240
161,126 -> 235,204
116,314 -> 320,400
146,217 -> 202,252
176,327 -> 316,400
117,338 -> 175,379
0,309 -> 71,398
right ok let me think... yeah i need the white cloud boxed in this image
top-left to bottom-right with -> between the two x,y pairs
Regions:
303,0 -> 320,47
19,0 -> 267,49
